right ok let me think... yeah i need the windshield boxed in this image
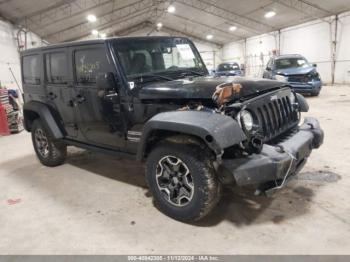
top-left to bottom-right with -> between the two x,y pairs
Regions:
113,38 -> 207,81
275,57 -> 310,70
218,63 -> 239,71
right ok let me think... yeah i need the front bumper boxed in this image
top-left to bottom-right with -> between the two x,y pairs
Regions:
289,80 -> 322,93
221,117 -> 324,187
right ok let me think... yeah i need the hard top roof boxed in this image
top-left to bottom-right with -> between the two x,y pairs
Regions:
20,35 -> 189,55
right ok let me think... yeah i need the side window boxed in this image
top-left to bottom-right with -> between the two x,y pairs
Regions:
23,55 -> 41,85
45,52 -> 68,84
75,47 -> 109,85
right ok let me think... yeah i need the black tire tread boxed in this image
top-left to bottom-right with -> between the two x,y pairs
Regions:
146,141 -> 221,221
31,119 -> 67,167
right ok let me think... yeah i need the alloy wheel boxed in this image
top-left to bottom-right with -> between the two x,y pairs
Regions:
156,155 -> 194,207
34,128 -> 50,158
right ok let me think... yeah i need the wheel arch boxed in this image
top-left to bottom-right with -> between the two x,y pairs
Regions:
136,110 -> 246,161
23,101 -> 64,139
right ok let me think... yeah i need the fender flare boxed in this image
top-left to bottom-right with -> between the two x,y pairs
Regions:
296,93 -> 309,112
23,101 -> 64,139
136,110 -> 246,160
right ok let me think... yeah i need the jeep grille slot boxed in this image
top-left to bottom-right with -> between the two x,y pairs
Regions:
249,89 -> 299,142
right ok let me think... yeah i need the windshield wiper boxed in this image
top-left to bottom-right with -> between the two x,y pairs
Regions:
132,73 -> 174,83
186,70 -> 205,76
176,69 -> 206,77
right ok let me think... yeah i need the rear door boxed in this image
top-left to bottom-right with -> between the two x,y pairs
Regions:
71,44 -> 125,149
43,49 -> 78,138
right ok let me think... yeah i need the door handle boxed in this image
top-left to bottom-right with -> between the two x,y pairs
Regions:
47,92 -> 57,100
75,94 -> 86,104
68,94 -> 86,107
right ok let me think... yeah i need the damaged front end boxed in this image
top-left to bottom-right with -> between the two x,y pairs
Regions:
141,76 -> 324,195
211,82 -> 324,195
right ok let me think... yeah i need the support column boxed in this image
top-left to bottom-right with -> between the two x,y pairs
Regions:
331,14 -> 339,85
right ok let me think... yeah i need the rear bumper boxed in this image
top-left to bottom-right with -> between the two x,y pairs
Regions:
221,117 -> 324,187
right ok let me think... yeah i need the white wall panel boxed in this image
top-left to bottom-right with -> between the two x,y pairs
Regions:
245,33 -> 278,77
222,41 -> 244,63
281,20 -> 332,83
0,20 -> 43,92
222,12 -> 350,84
335,12 -> 350,84
0,20 -> 22,90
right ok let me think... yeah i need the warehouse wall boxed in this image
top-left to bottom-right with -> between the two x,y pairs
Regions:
335,12 -> 350,84
0,19 -> 43,91
222,11 -> 350,84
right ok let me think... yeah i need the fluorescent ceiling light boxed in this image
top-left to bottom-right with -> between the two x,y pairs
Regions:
92,29 -> 99,36
229,26 -> 237,31
265,11 -> 276,18
87,14 -> 97,22
167,5 -> 175,13
206,34 -> 213,40
157,22 -> 163,28
100,33 -> 107,38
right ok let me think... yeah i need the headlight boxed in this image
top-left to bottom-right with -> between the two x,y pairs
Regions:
275,74 -> 288,82
239,110 -> 254,131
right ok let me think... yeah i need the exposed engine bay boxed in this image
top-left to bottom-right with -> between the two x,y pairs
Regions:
177,81 -> 305,158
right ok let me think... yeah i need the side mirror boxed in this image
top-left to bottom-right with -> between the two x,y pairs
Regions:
96,72 -> 116,90
96,72 -> 118,99
312,63 -> 317,68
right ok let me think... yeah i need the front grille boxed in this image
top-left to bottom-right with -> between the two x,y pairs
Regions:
247,88 -> 299,142
287,74 -> 308,83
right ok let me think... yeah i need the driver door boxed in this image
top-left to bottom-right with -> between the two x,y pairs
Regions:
71,44 -> 125,149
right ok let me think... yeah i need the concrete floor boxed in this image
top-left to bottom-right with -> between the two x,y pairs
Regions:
1,85 -> 350,255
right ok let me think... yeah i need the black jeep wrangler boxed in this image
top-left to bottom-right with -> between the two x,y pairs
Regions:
21,36 -> 324,221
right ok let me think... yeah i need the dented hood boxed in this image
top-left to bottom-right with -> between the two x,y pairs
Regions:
138,76 -> 287,102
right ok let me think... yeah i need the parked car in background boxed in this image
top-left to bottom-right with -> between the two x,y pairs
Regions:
214,62 -> 243,76
263,54 -> 322,96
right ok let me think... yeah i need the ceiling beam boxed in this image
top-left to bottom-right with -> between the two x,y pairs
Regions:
176,0 -> 276,34
110,21 -> 151,36
272,0 -> 333,21
20,0 -> 113,32
0,0 -> 14,5
17,0 -> 73,23
105,19 -> 223,47
161,25 -> 223,48
44,0 -> 154,42
170,13 -> 241,41
62,10 -> 152,42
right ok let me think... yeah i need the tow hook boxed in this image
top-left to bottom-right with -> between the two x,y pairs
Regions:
254,145 -> 296,197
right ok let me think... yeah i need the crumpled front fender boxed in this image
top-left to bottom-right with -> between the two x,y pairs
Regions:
137,110 -> 246,160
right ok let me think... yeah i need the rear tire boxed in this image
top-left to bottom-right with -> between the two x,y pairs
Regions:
31,119 -> 67,167
145,142 -> 221,222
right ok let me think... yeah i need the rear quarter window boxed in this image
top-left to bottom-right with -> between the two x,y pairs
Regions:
22,55 -> 41,85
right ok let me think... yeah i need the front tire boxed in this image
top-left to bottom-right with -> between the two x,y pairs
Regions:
31,119 -> 67,167
145,142 -> 221,222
